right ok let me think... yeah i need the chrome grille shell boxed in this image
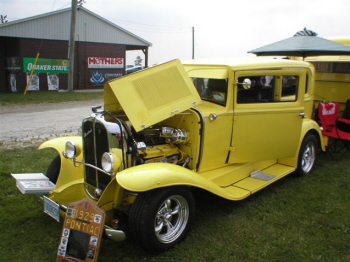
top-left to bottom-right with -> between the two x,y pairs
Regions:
82,114 -> 122,198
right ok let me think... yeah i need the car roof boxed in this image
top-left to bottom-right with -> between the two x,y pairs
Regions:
182,57 -> 313,71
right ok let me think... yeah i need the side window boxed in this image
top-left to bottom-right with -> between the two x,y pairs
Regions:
191,78 -> 228,106
237,76 -> 275,103
311,61 -> 350,73
237,75 -> 298,104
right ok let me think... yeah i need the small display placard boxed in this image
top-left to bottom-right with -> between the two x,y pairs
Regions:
56,198 -> 106,262
17,180 -> 55,194
11,173 -> 55,194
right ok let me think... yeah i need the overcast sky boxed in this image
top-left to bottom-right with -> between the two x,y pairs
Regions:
1,0 -> 349,66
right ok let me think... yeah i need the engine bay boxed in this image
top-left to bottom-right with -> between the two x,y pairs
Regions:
133,125 -> 190,166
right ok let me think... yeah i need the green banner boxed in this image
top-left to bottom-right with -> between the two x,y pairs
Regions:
23,58 -> 69,73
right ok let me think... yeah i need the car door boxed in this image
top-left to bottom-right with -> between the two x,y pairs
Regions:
228,70 -> 306,163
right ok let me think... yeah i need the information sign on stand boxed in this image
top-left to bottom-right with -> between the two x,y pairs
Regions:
56,198 -> 105,262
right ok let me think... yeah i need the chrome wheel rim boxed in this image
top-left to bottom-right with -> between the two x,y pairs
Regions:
301,141 -> 316,173
155,195 -> 189,243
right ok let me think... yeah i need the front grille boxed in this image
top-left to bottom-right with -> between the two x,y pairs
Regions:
83,118 -> 112,191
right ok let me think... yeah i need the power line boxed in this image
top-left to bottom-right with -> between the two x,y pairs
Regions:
102,15 -> 192,33
112,18 -> 190,30
4,3 -> 71,22
121,26 -> 192,34
115,22 -> 192,34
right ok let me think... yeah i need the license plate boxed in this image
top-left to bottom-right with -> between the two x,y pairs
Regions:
44,196 -> 60,222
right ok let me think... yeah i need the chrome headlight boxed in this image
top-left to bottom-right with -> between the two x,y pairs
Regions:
101,152 -> 115,173
64,141 -> 76,159
101,152 -> 121,173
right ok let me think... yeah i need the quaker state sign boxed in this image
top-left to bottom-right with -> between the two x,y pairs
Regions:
56,198 -> 106,262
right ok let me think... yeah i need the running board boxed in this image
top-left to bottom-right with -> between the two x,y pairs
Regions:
233,164 -> 295,194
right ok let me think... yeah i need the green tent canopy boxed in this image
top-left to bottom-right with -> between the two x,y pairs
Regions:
248,33 -> 350,58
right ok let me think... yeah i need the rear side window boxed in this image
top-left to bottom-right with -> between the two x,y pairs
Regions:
281,76 -> 298,101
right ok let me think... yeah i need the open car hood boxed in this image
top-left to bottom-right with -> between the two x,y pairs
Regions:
104,60 -> 201,132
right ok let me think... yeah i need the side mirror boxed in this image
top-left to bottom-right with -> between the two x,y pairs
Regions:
92,105 -> 103,113
236,78 -> 252,90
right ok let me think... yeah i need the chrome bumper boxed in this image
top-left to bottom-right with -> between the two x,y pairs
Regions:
35,195 -> 126,242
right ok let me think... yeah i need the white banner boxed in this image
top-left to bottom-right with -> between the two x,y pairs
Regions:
88,57 -> 124,69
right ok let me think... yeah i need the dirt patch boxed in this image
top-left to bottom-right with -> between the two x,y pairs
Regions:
0,99 -> 102,149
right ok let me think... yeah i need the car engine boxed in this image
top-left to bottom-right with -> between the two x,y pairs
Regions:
133,125 -> 189,166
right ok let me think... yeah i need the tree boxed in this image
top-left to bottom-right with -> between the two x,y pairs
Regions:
1,15 -> 8,24
134,56 -> 142,66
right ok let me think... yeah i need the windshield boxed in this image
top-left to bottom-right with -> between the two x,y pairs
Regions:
191,78 -> 228,106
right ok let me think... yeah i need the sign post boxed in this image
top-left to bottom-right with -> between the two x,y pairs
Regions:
56,199 -> 106,262
23,53 -> 40,95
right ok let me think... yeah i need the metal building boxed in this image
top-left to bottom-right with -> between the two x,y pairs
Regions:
0,6 -> 152,92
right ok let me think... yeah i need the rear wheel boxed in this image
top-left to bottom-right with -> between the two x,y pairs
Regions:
129,186 -> 195,253
295,134 -> 317,176
46,155 -> 60,183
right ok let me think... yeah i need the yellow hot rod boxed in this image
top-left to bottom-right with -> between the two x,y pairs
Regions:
13,58 -> 324,253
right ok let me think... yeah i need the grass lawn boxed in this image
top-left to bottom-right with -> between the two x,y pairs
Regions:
0,146 -> 349,262
0,91 -> 103,106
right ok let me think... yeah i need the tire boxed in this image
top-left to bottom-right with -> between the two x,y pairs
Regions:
46,155 -> 61,183
129,186 -> 195,253
295,134 -> 317,176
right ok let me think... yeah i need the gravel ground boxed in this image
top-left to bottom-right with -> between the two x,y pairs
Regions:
0,99 -> 103,149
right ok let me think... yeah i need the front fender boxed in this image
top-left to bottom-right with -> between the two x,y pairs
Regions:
38,136 -> 83,158
116,163 -> 248,200
38,136 -> 85,194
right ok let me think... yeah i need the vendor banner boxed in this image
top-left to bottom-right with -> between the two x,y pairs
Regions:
23,58 -> 69,73
88,57 -> 124,69
6,57 -> 21,73
26,73 -> 40,91
89,70 -> 123,86
47,73 -> 59,90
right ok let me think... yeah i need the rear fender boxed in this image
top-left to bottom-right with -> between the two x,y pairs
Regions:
300,119 -> 325,151
279,119 -> 324,166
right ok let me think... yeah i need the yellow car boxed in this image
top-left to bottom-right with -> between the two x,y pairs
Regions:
13,58 -> 325,253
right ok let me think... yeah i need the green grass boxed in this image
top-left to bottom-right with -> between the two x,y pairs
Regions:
0,147 -> 349,262
0,91 -> 103,106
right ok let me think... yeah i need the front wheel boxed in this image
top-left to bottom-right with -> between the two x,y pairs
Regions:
129,186 -> 195,253
295,134 -> 318,176
46,155 -> 60,183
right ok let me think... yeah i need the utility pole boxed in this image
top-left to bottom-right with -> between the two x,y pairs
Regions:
192,26 -> 195,59
67,0 -> 77,92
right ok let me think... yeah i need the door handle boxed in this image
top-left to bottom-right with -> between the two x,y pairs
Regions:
298,112 -> 305,118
